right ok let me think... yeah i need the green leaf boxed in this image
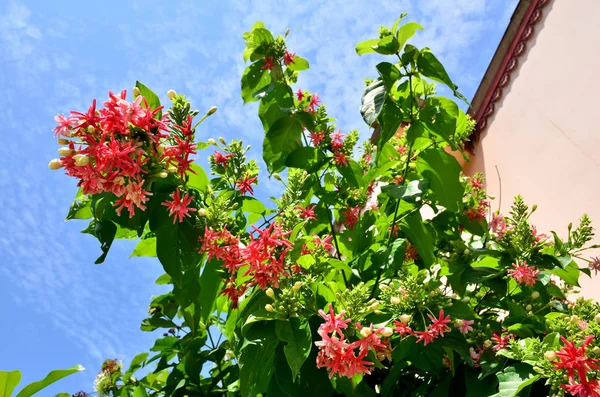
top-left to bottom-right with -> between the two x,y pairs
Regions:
263,116 -> 303,173
493,364 -> 539,397
381,179 -> 429,202
130,237 -> 157,258
135,81 -> 162,119
401,212 -> 435,266
240,322 -> 279,396
187,163 -> 209,192
124,353 -> 148,379
416,148 -> 464,212
336,160 -> 363,188
376,62 -> 401,90
550,261 -> 580,286
360,79 -> 386,126
241,197 -> 267,215
444,300 -> 476,320
199,259 -> 222,323
241,62 -> 271,103
66,195 -> 93,220
465,368 -> 498,397
373,35 -> 400,55
133,385 -> 149,397
275,318 -> 312,382
395,22 -> 423,52
355,39 -> 379,56
287,55 -> 309,71
94,220 -> 117,264
154,216 -> 199,287
285,147 -> 326,172
416,51 -> 468,105
14,365 -> 84,397
0,370 -> 21,397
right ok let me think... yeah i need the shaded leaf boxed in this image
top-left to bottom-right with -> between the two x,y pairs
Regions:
14,366 -> 84,397
360,79 -> 386,126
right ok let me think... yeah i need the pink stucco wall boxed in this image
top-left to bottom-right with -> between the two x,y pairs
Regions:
465,0 -> 600,298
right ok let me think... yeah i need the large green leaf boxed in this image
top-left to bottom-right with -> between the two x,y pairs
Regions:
373,35 -> 400,55
241,62 -> 271,103
285,147 -> 327,172
66,195 -> 93,220
360,79 -> 386,126
401,212 -> 435,266
416,51 -> 468,105
124,353 -> 148,380
130,237 -> 157,258
275,318 -> 312,381
187,163 -> 209,192
396,22 -> 423,52
133,386 -> 149,397
239,322 -> 279,396
135,81 -> 162,119
416,148 -> 464,212
493,364 -> 539,397
376,62 -> 401,90
287,55 -> 309,71
14,365 -> 84,397
381,179 -> 429,202
336,160 -> 364,188
199,259 -> 222,323
0,370 -> 21,397
94,219 -> 117,264
263,116 -> 303,173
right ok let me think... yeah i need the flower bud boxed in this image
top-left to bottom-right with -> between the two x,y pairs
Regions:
231,203 -> 239,209
58,147 -> 74,157
369,302 -> 379,311
293,281 -> 302,291
374,310 -> 383,315
273,173 -> 282,181
544,350 -> 557,361
464,249 -> 471,255
594,346 -> 600,355
224,349 -> 234,361
48,159 -> 63,170
390,297 -> 401,305
167,90 -> 177,100
596,313 -> 600,324
399,314 -> 411,324
380,284 -> 389,291
360,328 -> 372,338
462,296 -> 470,303
525,305 -> 532,311
208,138 -> 217,146
488,194 -> 496,200
133,87 -> 141,97
266,288 -> 275,298
157,145 -> 166,156
167,165 -> 178,173
533,366 -> 544,374
381,327 -> 394,337
531,291 -> 540,299
218,137 -> 226,145
531,204 -> 537,213
207,106 -> 217,115
73,154 -> 90,166
57,138 -> 69,145
159,171 -> 168,179
285,28 -> 290,37
198,208 -> 207,217
279,305 -> 285,311
265,304 -> 274,312
570,315 -> 580,324
87,125 -> 95,134
483,340 -> 492,349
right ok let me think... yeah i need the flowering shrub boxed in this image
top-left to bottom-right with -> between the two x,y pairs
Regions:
45,15 -> 600,397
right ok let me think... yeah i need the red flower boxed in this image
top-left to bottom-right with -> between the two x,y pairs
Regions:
469,175 -> 484,190
589,257 -> 600,275
313,234 -> 334,252
491,333 -> 513,351
53,114 -> 73,137
212,150 -> 234,168
283,50 -> 296,65
561,380 -> 600,397
296,88 -> 305,101
342,205 -> 360,231
507,261 -> 540,287
333,151 -> 349,167
236,173 -> 258,196
296,204 -> 317,220
427,309 -> 451,337
330,129 -> 345,151
553,335 -> 600,385
414,329 -> 437,345
393,320 -> 413,337
318,304 -> 351,337
113,180 -> 153,218
309,130 -> 325,146
261,56 -> 275,70
161,188 -> 196,223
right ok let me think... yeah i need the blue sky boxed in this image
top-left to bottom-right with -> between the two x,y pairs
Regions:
0,0 -> 518,394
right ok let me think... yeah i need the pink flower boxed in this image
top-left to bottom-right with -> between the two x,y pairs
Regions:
53,114 -> 73,137
261,56 -> 275,70
507,261 -> 540,287
330,129 -> 346,151
553,335 -> 600,385
161,188 -> 196,223
318,304 -> 351,337
342,205 -> 360,231
309,130 -> 325,146
296,89 -> 304,101
427,310 -> 452,337
393,320 -> 413,337
489,212 -> 507,240
282,50 -> 296,65
236,173 -> 258,196
532,226 -> 549,244
113,180 -> 153,218
313,234 -> 334,252
492,333 -> 513,351
589,257 -> 600,275
333,151 -> 349,167
454,319 -> 474,334
414,329 -> 437,345
296,204 -> 317,220
308,93 -> 321,109
470,347 -> 481,367
212,150 -> 234,168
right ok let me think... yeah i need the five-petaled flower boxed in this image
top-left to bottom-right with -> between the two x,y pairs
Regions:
334,151 -> 349,167
427,310 -> 452,337
236,173 -> 258,196
162,188 -> 196,223
212,150 -> 234,168
296,204 -> 317,220
342,205 -> 360,231
296,88 -> 305,101
283,50 -> 296,65
309,93 -> 321,109
507,261 -> 540,287
454,319 -> 474,335
309,130 -> 325,146
261,56 -> 275,70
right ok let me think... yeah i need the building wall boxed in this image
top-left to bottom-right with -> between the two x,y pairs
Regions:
465,0 -> 600,298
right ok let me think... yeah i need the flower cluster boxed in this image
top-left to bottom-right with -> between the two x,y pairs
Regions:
463,173 -> 490,223
200,223 -> 292,307
552,335 -> 600,396
507,261 -> 540,287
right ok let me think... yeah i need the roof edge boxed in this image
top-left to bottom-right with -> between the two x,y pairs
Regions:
467,0 -> 550,148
